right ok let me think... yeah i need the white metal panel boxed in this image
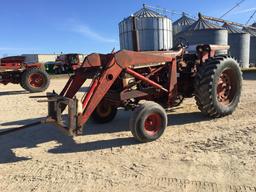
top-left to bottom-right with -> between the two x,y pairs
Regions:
38,55 -> 59,63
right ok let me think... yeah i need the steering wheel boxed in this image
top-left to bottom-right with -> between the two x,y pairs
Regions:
174,37 -> 189,49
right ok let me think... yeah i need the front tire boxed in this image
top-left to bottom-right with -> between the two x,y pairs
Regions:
129,101 -> 167,142
194,56 -> 242,118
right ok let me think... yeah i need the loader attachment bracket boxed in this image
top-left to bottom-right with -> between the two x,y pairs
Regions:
40,92 -> 81,136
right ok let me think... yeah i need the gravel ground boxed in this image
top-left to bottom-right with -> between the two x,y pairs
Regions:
0,73 -> 255,192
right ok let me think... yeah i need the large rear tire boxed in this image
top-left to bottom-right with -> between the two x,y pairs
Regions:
129,101 -> 167,143
21,68 -> 50,93
194,56 -> 242,118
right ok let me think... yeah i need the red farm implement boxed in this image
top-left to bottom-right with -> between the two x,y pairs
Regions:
0,56 -> 50,93
34,44 -> 242,142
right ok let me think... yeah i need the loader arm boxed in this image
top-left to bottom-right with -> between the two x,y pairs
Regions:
78,58 -> 122,126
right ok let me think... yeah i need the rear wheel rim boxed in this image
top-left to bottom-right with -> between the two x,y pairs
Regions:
217,69 -> 236,105
144,113 -> 161,136
28,73 -> 45,88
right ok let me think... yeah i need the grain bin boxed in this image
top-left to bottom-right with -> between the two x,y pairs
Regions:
119,6 -> 173,51
173,13 -> 195,36
243,26 -> 256,65
223,23 -> 250,68
175,13 -> 228,54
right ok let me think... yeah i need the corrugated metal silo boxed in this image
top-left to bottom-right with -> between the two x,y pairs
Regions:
223,23 -> 250,68
173,13 -> 195,36
243,26 -> 256,65
119,7 -> 173,51
175,14 -> 228,54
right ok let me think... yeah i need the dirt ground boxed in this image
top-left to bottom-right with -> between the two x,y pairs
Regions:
0,73 -> 255,192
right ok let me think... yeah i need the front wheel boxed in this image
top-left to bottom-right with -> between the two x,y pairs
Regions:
129,101 -> 167,142
194,56 -> 242,117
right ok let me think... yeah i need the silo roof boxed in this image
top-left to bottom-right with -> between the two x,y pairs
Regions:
187,16 -> 223,31
243,27 -> 256,36
223,23 -> 244,33
173,14 -> 195,26
133,8 -> 163,18
242,23 -> 256,36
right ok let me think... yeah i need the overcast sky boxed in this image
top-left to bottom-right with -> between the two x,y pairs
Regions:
0,0 -> 255,56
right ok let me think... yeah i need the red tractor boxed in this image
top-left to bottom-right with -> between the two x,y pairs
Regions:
35,43 -> 242,142
45,54 -> 83,74
0,56 -> 50,93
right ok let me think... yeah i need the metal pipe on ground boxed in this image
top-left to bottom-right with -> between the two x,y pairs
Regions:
0,121 -> 41,136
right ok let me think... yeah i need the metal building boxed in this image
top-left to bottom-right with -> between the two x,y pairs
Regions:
175,14 -> 228,54
223,23 -> 250,68
243,26 -> 256,65
119,6 -> 173,51
173,13 -> 195,36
